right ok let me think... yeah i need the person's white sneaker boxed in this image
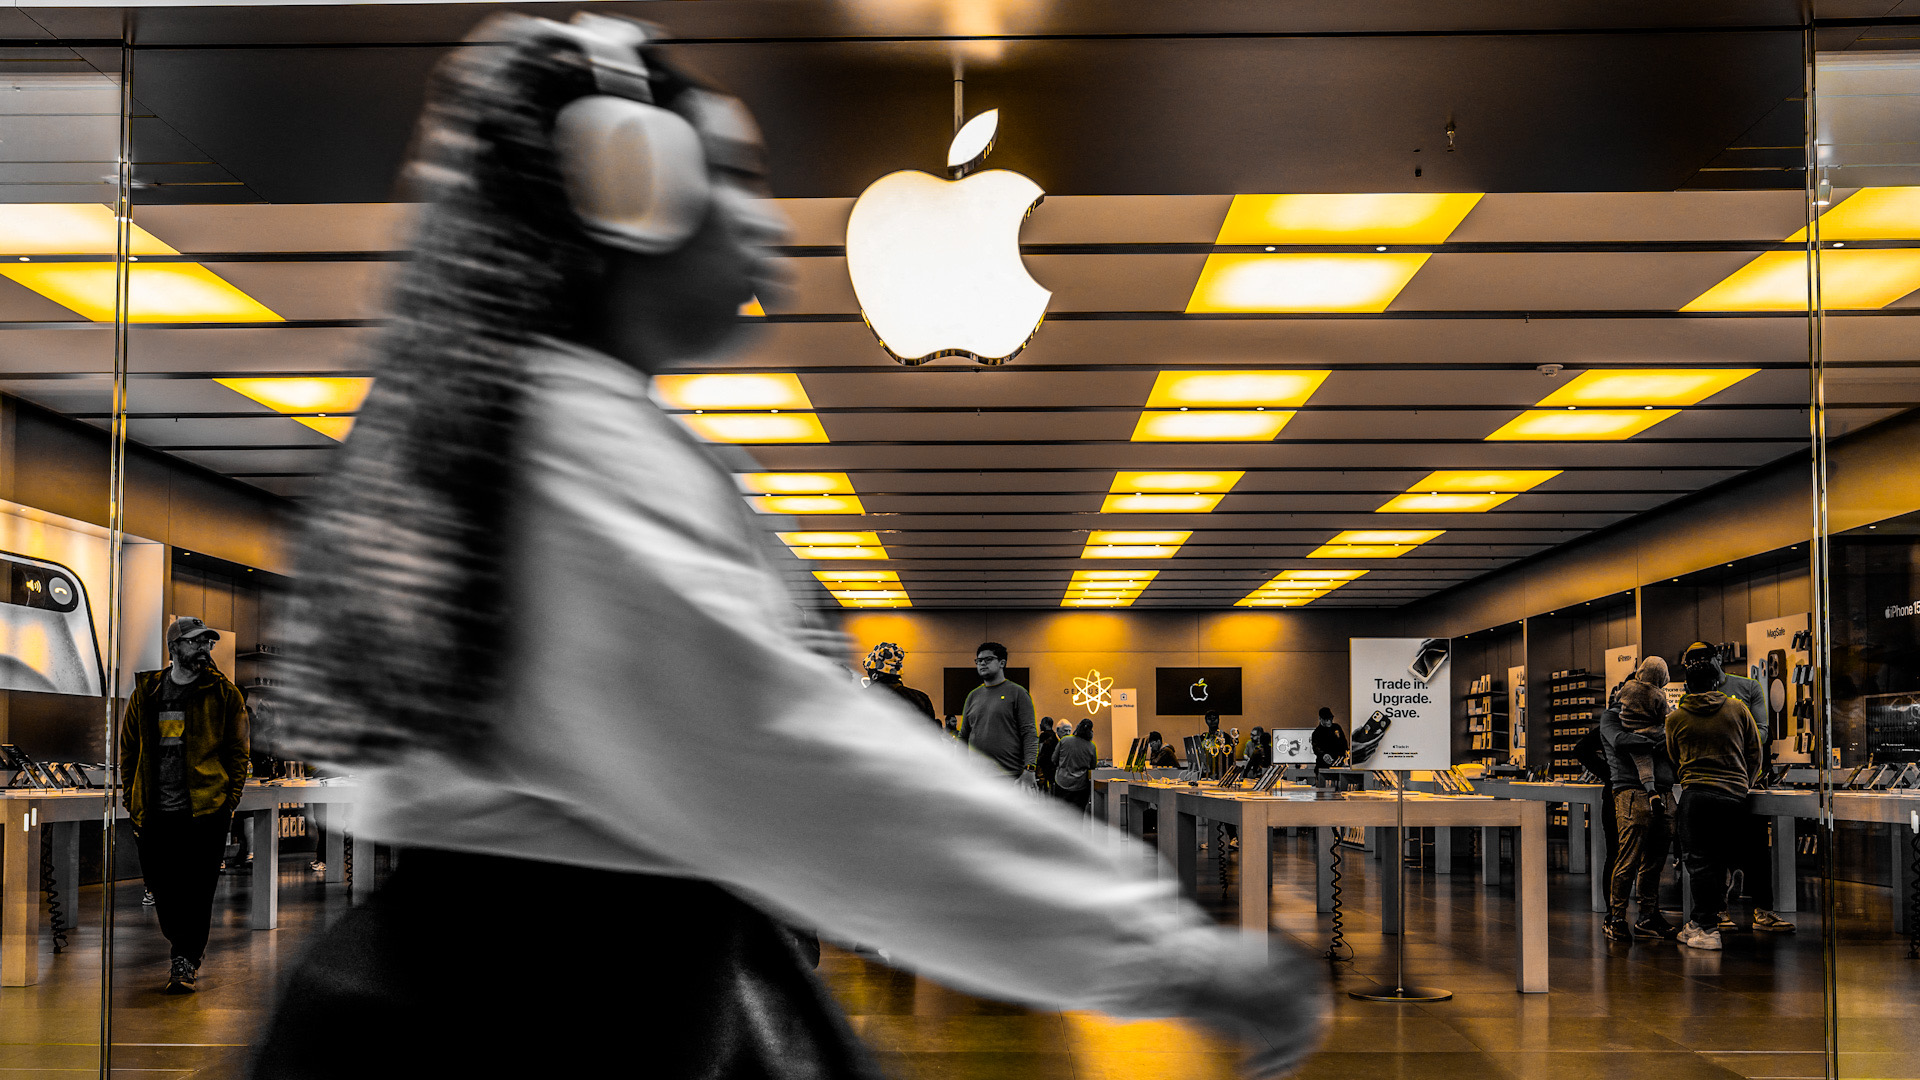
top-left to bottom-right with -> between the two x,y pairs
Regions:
1679,921 -> 1723,951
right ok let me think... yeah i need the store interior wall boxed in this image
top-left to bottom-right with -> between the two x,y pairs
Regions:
838,608 -> 1403,753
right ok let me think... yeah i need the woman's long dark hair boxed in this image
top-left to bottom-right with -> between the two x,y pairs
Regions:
1073,719 -> 1095,741
279,15 -> 698,765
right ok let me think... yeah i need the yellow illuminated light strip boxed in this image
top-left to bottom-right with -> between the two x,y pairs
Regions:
0,263 -> 284,323
1536,369 -> 1758,407
814,570 -> 899,584
1214,193 -> 1485,245
1112,470 -> 1244,493
1236,566 -> 1370,608
1187,252 -> 1430,313
1132,410 -> 1294,442
215,377 -> 373,443
1786,186 -> 1920,241
739,472 -> 855,495
1306,529 -> 1441,559
0,204 -> 178,255
780,530 -> 888,561
1404,470 -> 1560,493
679,413 -> 828,444
1486,409 -> 1677,441
1377,492 -> 1516,513
751,494 -> 867,515
1100,492 -> 1223,513
653,373 -> 812,411
1144,372 -> 1329,409
1275,568 -> 1370,582
1684,248 -> 1920,311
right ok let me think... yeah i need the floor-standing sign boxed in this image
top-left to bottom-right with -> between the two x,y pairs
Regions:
1109,688 -> 1137,765
1347,637 -> 1454,1003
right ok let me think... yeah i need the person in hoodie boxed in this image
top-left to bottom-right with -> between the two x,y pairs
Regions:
862,641 -> 936,727
1667,652 -> 1763,951
118,616 -> 250,994
1599,657 -> 1680,942
1679,641 -> 1794,934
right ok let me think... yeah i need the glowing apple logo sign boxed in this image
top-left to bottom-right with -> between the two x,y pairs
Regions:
845,110 -> 1050,365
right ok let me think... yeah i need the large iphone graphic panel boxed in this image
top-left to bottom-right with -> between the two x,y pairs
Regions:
0,552 -> 105,697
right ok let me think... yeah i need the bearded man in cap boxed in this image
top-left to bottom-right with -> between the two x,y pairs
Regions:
118,616 -> 250,993
863,641 -> 936,727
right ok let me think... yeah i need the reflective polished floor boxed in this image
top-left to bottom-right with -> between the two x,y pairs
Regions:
1,831 -> 1912,1079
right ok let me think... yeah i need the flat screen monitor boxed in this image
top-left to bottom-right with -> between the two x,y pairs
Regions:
1268,728 -> 1316,764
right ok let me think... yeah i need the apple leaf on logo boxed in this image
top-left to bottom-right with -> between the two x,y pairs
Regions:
947,109 -> 999,175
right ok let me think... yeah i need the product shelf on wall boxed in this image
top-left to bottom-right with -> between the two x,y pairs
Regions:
1546,668 -> 1602,780
1463,674 -> 1510,758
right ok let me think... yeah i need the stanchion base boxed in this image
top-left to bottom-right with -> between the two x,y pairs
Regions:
1349,985 -> 1452,1003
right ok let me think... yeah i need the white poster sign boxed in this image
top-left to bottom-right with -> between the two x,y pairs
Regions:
0,499 -> 163,697
1746,614 -> 1811,763
1507,663 -> 1528,766
1109,688 -> 1137,764
1604,645 -> 1640,701
1349,637 -> 1453,770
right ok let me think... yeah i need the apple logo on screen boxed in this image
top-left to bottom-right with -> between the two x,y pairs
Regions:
844,110 -> 1050,366
1190,678 -> 1209,702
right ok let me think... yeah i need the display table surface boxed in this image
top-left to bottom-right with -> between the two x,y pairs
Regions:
1098,778 -> 1549,992
0,780 -> 361,986
1747,788 -> 1920,928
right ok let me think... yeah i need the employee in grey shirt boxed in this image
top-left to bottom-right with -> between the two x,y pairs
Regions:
962,641 -> 1039,784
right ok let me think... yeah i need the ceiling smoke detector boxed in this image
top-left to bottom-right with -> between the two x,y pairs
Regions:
1536,363 -> 1564,378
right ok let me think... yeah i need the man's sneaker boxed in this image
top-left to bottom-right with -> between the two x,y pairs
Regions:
140,888 -> 154,907
1752,909 -> 1797,933
1633,915 -> 1682,941
1717,913 -> 1742,931
163,956 -> 197,994
309,860 -> 326,874
1678,921 -> 1723,951
1602,918 -> 1632,943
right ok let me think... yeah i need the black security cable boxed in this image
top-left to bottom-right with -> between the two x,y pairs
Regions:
40,839 -> 65,954
1325,829 -> 1352,962
1217,822 -> 1231,889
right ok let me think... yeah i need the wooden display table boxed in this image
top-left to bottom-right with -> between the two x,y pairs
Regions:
0,780 -> 361,986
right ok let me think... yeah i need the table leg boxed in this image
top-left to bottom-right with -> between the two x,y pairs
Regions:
1482,826 -> 1501,887
1239,822 -> 1270,936
1093,784 -> 1107,826
1382,826 -> 1401,935
49,822 -> 78,934
1434,825 -> 1452,874
1569,800 -> 1588,875
1316,827 -> 1334,913
1157,791 -> 1180,875
1891,822 -> 1912,936
1514,803 -> 1549,993
322,806 -> 346,884
1175,806 -> 1199,900
351,838 -> 376,905
248,806 -> 280,930
1,803 -> 42,986
1773,815 -> 1797,914
1589,799 -> 1608,913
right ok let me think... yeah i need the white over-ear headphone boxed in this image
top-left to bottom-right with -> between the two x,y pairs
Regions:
549,14 -> 711,254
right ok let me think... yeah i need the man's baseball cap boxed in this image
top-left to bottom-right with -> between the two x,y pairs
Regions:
166,616 -> 220,648
1680,641 -> 1720,666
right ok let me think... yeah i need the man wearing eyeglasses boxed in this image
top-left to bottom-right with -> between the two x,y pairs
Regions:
962,642 -> 1039,786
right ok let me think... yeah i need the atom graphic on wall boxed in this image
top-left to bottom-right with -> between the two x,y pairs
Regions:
1068,669 -> 1115,715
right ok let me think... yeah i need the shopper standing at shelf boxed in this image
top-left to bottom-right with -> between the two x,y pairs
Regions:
962,642 -> 1041,785
1599,656 -> 1680,943
1680,641 -> 1794,934
862,641 -> 936,727
1148,730 -> 1179,768
1245,727 -> 1272,773
118,616 -> 250,994
1052,719 -> 1098,812
1311,707 -> 1348,778
1668,652 -> 1765,951
260,18 -> 1326,1077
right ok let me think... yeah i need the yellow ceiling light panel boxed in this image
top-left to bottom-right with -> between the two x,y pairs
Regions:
1236,597 -> 1311,608
1100,492 -> 1223,513
1112,470 -> 1246,493
0,203 -> 177,255
1408,470 -> 1560,493
1081,543 -> 1184,559
679,413 -> 828,444
781,531 -> 882,547
1486,409 -> 1677,441
1377,492 -> 1517,513
838,596 -> 911,608
1215,193 -> 1484,245
789,546 -> 886,560
296,417 -> 357,441
1275,568 -> 1369,582
1071,569 -> 1160,582
0,263 -> 283,322
652,373 -> 813,411
1536,369 -> 1758,407
1186,252 -> 1430,313
216,377 -> 373,415
1132,410 -> 1295,442
814,570 -> 899,584
1309,544 -> 1419,559
751,494 -> 867,515
739,472 -> 855,495
1144,371 -> 1329,409
1307,528 -> 1441,559
739,296 -> 765,317
1683,249 -> 1920,311
1086,531 -> 1190,545
1787,186 -> 1920,241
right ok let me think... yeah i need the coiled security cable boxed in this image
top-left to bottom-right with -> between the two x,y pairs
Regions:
40,840 -> 65,954
1325,828 -> 1352,962
1217,822 -> 1232,888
